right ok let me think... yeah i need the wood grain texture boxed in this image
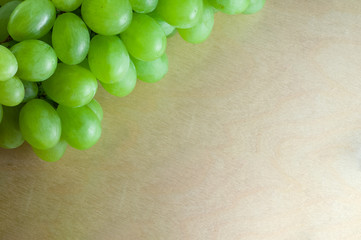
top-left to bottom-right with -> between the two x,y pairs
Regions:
2,1 -> 361,239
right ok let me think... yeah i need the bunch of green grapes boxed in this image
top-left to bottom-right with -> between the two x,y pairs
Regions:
0,0 -> 265,162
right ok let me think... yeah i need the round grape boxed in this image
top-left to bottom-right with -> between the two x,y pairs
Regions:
0,76 -> 24,106
0,45 -> 17,81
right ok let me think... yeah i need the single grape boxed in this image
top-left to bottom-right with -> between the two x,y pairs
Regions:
57,104 -> 101,150
0,76 -> 24,106
130,0 -> 158,13
43,63 -> 98,108
155,0 -> 203,29
10,40 -> 57,82
0,105 -> 24,149
101,60 -> 137,97
0,0 -> 21,42
81,0 -> 132,35
121,13 -> 166,61
149,11 -> 176,37
52,13 -> 90,65
19,99 -> 61,150
243,0 -> 265,14
131,53 -> 168,83
32,138 -> 67,162
51,0 -> 83,11
86,99 -> 103,122
22,80 -> 38,102
0,45 -> 17,81
8,0 -> 56,41
208,0 -> 249,15
178,2 -> 214,44
88,35 -> 129,83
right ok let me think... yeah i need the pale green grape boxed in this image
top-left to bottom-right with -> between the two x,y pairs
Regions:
52,13 -> 90,65
149,12 -> 176,37
208,0 -> 249,15
32,138 -> 67,162
8,0 -> 56,41
51,0 -> 82,11
81,0 -> 132,35
43,63 -> 98,108
0,45 -> 17,81
0,76 -> 24,106
57,104 -> 101,150
19,99 -> 61,150
101,60 -> 137,97
121,13 -> 166,61
86,99 -> 103,122
155,0 -> 203,29
131,53 -> 168,83
10,40 -> 57,82
130,0 -> 158,13
178,2 -> 214,44
0,105 -> 24,149
22,80 -> 38,102
0,0 -> 21,42
88,35 -> 129,83
243,0 -> 265,14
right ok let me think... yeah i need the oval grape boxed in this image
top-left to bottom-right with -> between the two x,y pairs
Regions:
0,76 -> 24,106
86,99 -> 103,122
156,0 -> 203,29
88,35 -> 129,83
19,99 -> 61,150
57,104 -> 102,150
0,45 -> 17,81
0,0 -> 21,42
130,0 -> 158,13
0,105 -> 24,149
43,63 -> 98,108
10,40 -> 57,82
81,0 -> 132,35
32,138 -> 67,162
51,0 -> 83,11
8,0 -> 56,41
121,13 -> 166,61
52,13 -> 90,65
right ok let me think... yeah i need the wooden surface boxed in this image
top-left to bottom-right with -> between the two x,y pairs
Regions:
2,1 -> 361,239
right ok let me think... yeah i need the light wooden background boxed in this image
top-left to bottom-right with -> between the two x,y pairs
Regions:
2,0 -> 361,239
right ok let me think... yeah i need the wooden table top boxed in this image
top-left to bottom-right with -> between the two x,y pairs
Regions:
2,1 -> 361,239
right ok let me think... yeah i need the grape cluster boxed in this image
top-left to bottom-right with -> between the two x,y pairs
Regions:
0,0 -> 265,162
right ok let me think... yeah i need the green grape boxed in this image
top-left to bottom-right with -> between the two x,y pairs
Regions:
57,104 -> 101,150
208,0 -> 249,15
51,0 -> 83,11
0,104 -> 2,123
19,99 -> 61,150
22,80 -> 38,102
155,0 -> 203,29
0,0 -> 21,42
0,105 -> 24,149
0,45 -> 17,81
86,99 -> 103,122
81,0 -> 132,35
178,2 -> 214,44
130,0 -> 158,13
131,53 -> 168,83
8,0 -> 56,41
38,30 -> 52,46
0,76 -> 24,106
121,13 -> 166,61
10,40 -> 57,82
88,35 -> 129,83
52,13 -> 90,65
43,63 -> 98,108
101,60 -> 137,97
149,11 -> 176,37
243,0 -> 265,14
32,138 -> 67,162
